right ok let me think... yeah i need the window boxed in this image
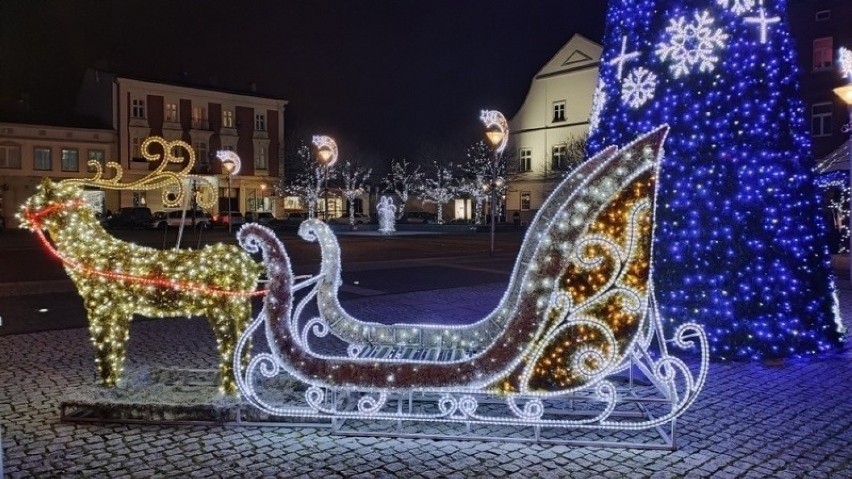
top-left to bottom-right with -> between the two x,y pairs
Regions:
255,145 -> 268,169
87,150 -> 105,172
0,143 -> 22,169
34,147 -> 52,171
815,10 -> 831,22
223,110 -> 234,128
255,113 -> 266,131
551,144 -> 567,170
194,142 -> 208,165
811,103 -> 833,137
165,103 -> 178,122
813,37 -> 834,70
192,106 -> 207,129
61,148 -> 79,172
519,148 -> 532,172
131,98 -> 146,118
131,137 -> 143,160
553,101 -> 566,122
520,192 -> 531,211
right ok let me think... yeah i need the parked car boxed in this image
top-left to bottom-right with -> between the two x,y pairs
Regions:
244,211 -> 277,224
150,210 -> 212,230
398,211 -> 438,224
214,211 -> 245,229
105,207 -> 153,229
329,212 -> 371,225
285,212 -> 309,225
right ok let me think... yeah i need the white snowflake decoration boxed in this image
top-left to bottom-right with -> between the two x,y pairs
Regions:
621,67 -> 658,109
656,11 -> 729,78
715,0 -> 755,15
840,47 -> 852,81
589,84 -> 606,133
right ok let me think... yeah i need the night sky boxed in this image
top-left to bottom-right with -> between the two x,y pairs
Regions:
1,1 -> 606,167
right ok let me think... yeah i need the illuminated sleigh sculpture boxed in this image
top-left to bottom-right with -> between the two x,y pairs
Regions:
235,125 -> 709,448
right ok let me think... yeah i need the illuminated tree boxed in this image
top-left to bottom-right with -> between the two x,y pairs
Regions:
384,159 -> 424,220
419,161 -> 456,225
588,0 -> 844,359
338,160 -> 371,226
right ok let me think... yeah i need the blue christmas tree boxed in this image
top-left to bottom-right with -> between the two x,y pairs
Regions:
587,0 -> 845,359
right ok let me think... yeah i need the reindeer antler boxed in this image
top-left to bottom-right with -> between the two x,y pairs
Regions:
62,137 -> 217,209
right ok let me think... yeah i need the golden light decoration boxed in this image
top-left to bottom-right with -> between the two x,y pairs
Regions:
18,138 -> 263,395
64,136 -> 217,209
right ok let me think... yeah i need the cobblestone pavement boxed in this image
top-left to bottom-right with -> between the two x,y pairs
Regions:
1,285 -> 851,478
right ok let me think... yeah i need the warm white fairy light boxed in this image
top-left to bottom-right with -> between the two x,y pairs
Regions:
234,126 -> 709,435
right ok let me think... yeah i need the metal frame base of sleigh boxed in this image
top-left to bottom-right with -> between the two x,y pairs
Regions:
233,125 -> 709,450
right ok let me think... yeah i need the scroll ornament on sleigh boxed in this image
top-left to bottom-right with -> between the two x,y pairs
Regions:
18,138 -> 263,395
234,125 -> 709,432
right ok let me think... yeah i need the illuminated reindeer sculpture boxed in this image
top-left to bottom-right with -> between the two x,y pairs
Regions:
19,138 -> 262,394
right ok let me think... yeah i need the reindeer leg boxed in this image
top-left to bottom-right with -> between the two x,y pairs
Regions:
86,300 -> 131,388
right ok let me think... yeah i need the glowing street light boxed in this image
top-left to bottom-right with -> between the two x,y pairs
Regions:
481,110 -> 509,256
313,135 -> 338,221
217,150 -> 241,233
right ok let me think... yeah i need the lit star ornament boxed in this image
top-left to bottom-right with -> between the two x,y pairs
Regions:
656,10 -> 729,78
744,0 -> 780,45
621,67 -> 658,109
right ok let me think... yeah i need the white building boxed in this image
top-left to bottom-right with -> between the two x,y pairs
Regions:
75,70 -> 288,216
0,122 -> 117,228
507,34 -> 601,224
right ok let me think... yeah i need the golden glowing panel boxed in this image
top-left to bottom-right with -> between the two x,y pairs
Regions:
525,172 -> 654,392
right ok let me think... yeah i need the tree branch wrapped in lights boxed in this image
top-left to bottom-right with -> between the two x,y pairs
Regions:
234,126 -> 709,448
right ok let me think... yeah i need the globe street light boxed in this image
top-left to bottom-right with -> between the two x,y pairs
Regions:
834,83 -> 852,280
216,150 -> 242,234
481,110 -> 509,256
313,135 -> 338,221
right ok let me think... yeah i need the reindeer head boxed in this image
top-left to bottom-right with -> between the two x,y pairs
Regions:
19,178 -> 93,232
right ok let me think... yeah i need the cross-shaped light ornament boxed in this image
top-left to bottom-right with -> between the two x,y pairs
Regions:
609,36 -> 640,79
744,0 -> 780,44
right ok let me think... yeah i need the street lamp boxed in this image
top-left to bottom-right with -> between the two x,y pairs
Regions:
481,110 -> 509,256
260,183 -> 267,211
216,150 -> 242,233
834,83 -> 852,280
313,135 -> 338,221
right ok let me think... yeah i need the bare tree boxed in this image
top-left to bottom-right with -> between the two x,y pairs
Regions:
419,161 -> 456,225
338,160 -> 372,226
460,140 -> 518,223
384,159 -> 424,220
281,142 -> 332,219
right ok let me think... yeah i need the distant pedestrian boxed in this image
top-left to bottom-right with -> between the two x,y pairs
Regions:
513,211 -> 520,229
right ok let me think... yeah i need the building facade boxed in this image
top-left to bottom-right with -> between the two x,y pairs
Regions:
75,70 -> 287,217
0,123 -> 117,228
789,0 -> 852,162
506,34 -> 601,224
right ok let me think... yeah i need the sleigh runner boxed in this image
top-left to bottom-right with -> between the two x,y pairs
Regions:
233,125 -> 709,449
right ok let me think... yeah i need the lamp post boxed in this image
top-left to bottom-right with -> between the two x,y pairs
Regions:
260,183 -> 267,211
481,110 -> 509,256
313,135 -> 338,221
216,150 -> 242,234
833,84 -> 852,280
